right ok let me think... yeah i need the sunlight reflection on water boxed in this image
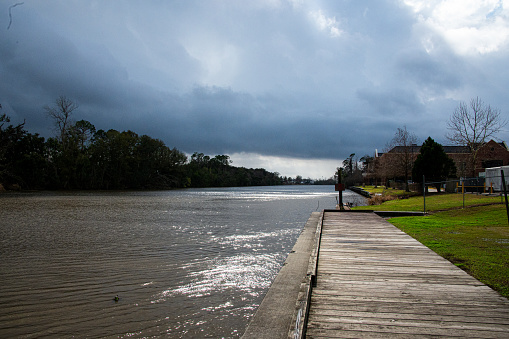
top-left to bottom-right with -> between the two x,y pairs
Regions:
0,186 -> 365,338
159,253 -> 282,300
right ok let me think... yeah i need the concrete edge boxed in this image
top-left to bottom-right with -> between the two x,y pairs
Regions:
242,212 -> 322,339
348,186 -> 371,198
287,211 -> 324,339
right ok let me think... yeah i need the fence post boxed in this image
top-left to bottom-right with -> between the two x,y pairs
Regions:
423,175 -> 426,213
501,170 -> 509,225
462,180 -> 465,209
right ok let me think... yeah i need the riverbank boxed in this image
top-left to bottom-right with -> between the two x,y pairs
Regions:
352,188 -> 509,299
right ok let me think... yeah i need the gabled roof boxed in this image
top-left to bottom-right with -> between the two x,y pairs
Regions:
386,145 -> 421,154
383,140 -> 507,155
442,146 -> 470,153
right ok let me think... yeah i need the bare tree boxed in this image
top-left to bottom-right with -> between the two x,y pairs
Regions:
447,97 -> 506,176
44,96 -> 78,150
386,126 -> 418,191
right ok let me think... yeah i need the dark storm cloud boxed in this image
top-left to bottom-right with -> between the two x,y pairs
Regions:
396,47 -> 464,94
1,0 -> 508,177
356,87 -> 425,118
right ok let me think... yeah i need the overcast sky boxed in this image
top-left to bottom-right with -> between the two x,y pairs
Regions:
1,0 -> 509,178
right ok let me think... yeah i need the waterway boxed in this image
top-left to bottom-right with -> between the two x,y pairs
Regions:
0,186 -> 365,338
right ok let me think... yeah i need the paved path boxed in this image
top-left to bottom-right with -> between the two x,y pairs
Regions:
306,211 -> 509,338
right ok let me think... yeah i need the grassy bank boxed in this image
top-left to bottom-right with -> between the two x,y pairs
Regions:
355,186 -> 503,211
353,187 -> 509,299
358,185 -> 411,197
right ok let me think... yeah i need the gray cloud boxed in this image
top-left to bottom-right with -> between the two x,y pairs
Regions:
1,0 -> 508,177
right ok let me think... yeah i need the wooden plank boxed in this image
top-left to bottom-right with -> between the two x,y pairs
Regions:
309,309 -> 509,325
307,321 -> 507,338
310,293 -> 509,307
310,303 -> 509,318
306,211 -> 509,338
308,315 -> 509,332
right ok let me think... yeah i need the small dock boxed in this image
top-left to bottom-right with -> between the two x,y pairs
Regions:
243,210 -> 509,338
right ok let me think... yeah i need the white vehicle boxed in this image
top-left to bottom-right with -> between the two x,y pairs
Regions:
484,166 -> 509,191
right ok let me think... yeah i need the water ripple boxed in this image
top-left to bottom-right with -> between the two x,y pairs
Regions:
0,186 -> 363,338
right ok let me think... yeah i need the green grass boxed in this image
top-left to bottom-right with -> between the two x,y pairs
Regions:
352,190 -> 509,299
390,205 -> 509,298
360,185 -> 414,198
355,190 -> 503,212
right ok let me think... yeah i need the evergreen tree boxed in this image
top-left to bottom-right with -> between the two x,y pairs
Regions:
413,137 -> 456,192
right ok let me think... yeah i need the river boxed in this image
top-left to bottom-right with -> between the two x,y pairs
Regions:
0,185 -> 365,338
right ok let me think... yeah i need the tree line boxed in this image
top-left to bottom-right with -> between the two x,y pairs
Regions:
0,97 -> 282,190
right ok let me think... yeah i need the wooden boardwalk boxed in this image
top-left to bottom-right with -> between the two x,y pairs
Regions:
305,211 -> 509,338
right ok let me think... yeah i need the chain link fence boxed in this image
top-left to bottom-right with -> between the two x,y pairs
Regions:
421,170 -> 509,222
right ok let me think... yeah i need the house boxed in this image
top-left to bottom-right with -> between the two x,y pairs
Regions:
366,140 -> 509,186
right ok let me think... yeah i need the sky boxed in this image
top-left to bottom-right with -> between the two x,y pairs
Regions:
1,0 -> 509,179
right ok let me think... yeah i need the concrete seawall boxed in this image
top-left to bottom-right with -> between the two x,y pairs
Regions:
347,186 -> 371,198
242,212 -> 322,339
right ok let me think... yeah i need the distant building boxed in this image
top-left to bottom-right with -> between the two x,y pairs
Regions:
365,140 -> 509,186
